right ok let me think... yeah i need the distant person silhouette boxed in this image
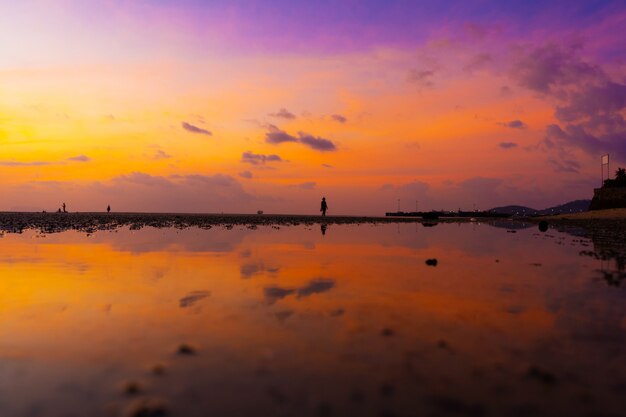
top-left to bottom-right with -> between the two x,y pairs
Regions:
320,197 -> 328,216
62,203 -> 66,213
107,205 -> 111,213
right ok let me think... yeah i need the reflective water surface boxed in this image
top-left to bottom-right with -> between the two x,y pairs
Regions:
0,222 -> 624,417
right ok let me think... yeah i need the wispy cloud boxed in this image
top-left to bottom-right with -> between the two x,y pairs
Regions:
498,120 -> 527,129
499,142 -> 518,149
152,150 -> 172,160
331,114 -> 347,123
547,157 -> 581,173
182,121 -> 212,136
463,53 -> 492,73
510,42 -> 626,161
241,151 -> 285,165
295,181 -> 316,190
298,132 -> 337,151
239,170 -> 253,179
408,69 -> 435,88
0,155 -> 92,166
265,124 -> 298,144
264,125 -> 337,152
0,160 -> 53,167
67,155 -> 91,162
116,172 -> 173,187
269,108 -> 296,120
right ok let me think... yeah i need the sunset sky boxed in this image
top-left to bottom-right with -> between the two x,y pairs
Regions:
1,0 -> 625,214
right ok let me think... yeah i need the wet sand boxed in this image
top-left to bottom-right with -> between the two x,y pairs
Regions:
539,208 -> 626,220
532,209 -> 626,248
1,218 -> 624,416
2,211 -> 626,247
0,212 -> 471,234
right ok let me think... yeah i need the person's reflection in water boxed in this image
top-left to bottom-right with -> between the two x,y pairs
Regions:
321,224 -> 327,236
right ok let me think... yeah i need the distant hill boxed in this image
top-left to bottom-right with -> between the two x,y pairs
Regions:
489,205 -> 538,216
540,199 -> 591,215
490,199 -> 591,216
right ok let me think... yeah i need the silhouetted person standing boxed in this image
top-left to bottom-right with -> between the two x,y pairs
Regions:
107,205 -> 111,213
320,197 -> 328,216
62,203 -> 66,213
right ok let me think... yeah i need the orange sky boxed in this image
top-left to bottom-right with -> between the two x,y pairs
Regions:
1,1 -> 625,214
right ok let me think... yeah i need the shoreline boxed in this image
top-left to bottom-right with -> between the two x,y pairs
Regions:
1,210 -> 625,236
0,212 -> 479,234
534,208 -> 626,220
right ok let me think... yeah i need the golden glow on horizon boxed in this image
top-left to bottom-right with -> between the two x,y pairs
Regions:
0,39 -> 600,213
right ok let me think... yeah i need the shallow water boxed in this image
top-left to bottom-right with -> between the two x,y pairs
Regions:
0,222 -> 624,417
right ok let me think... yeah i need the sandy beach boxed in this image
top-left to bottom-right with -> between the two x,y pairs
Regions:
539,208 -> 626,220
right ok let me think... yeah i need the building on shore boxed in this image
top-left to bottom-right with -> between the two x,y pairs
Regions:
589,167 -> 626,210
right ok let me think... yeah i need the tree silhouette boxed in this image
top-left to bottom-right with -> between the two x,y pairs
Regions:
616,167 -> 626,183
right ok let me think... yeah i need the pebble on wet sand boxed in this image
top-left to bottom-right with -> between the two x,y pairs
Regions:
527,366 -> 557,385
121,380 -> 142,396
177,344 -> 196,355
381,328 -> 394,337
425,258 -> 438,266
151,364 -> 166,375
123,397 -> 168,417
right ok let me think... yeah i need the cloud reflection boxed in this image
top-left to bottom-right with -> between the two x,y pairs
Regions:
179,291 -> 211,308
264,278 -> 335,304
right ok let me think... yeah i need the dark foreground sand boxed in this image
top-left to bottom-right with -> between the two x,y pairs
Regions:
531,209 -> 626,247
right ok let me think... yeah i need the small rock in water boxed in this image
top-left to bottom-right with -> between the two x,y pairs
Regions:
381,327 -> 394,337
425,258 -> 438,266
121,380 -> 142,396
151,364 -> 166,376
527,366 -> 557,385
177,344 -> 196,355
538,221 -> 549,232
